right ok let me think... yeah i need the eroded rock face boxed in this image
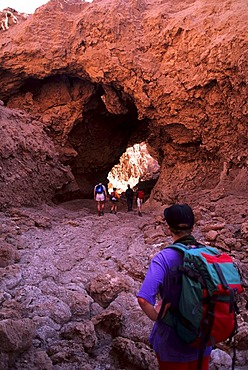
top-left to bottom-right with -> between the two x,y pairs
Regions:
0,0 -> 247,205
0,105 -> 73,208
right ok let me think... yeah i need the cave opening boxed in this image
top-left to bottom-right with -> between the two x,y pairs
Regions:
66,84 -> 160,199
4,73 -> 160,202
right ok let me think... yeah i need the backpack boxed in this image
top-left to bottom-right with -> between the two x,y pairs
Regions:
137,190 -> 144,199
95,184 -> 104,194
158,243 -> 243,369
110,191 -> 117,201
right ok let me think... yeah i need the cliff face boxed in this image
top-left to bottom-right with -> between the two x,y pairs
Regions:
0,0 -> 247,204
0,104 -> 73,208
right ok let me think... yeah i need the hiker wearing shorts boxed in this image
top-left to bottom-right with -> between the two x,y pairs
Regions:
94,182 -> 107,216
137,204 -> 212,370
110,187 -> 120,214
136,188 -> 145,216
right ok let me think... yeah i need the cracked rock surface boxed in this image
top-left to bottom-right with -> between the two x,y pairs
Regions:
0,196 -> 247,369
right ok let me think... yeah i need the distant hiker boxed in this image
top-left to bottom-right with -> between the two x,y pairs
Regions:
137,204 -> 212,370
136,188 -> 145,216
125,184 -> 134,211
94,182 -> 107,216
110,187 -> 120,214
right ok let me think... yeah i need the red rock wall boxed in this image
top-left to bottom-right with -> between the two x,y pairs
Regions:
0,105 -> 73,207
0,0 -> 247,204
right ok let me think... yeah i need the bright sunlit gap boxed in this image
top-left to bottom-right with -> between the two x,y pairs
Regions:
107,142 -> 160,194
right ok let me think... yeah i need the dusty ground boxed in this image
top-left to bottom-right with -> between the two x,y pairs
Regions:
0,195 -> 247,369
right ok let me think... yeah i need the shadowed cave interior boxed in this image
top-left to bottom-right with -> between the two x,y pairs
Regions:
67,85 -> 150,191
4,74 -> 160,201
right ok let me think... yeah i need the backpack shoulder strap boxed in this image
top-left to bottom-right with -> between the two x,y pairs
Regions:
167,242 -> 199,254
157,243 -> 186,322
172,242 -> 220,256
169,242 -> 189,252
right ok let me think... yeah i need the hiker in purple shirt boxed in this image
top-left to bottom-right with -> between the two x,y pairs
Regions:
137,204 -> 212,370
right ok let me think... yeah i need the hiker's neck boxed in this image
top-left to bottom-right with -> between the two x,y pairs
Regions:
171,233 -> 193,242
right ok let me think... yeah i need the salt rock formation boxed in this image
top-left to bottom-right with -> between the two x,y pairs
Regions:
0,0 -> 247,204
108,142 -> 160,192
0,8 -> 27,32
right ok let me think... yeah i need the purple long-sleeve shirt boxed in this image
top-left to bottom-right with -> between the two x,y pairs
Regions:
137,240 -> 212,362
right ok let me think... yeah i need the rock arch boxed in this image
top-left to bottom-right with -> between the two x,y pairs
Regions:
4,74 -> 151,201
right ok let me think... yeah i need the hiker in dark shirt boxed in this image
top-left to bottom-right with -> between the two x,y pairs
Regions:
137,204 -> 211,370
125,184 -> 134,212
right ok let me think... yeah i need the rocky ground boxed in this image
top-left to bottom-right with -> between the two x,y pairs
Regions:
0,194 -> 247,370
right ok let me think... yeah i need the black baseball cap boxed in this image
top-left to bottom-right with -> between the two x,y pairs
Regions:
163,204 -> 194,230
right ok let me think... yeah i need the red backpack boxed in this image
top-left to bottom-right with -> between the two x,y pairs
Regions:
137,190 -> 144,199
